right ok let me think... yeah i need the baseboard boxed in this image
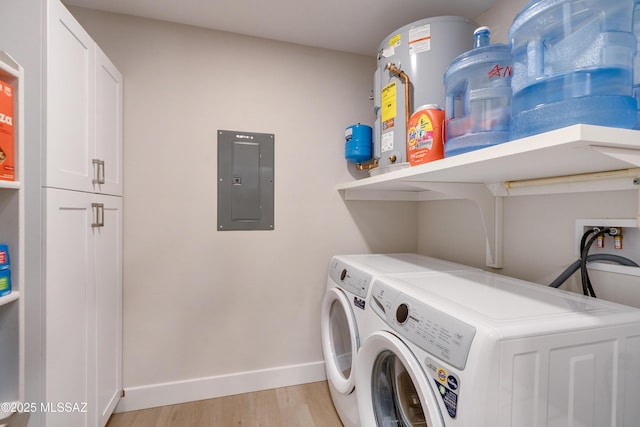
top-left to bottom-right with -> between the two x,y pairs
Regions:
114,360 -> 327,413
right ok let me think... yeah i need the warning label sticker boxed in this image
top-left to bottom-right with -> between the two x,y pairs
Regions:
381,131 -> 394,153
434,379 -> 458,418
409,24 -> 431,55
425,357 -> 459,419
389,34 -> 401,48
381,81 -> 397,123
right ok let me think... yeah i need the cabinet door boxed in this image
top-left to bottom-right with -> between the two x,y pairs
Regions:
95,48 -> 123,196
44,188 -> 94,427
46,0 -> 95,192
94,194 -> 122,426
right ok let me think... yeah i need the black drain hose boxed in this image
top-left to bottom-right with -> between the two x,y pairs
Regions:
549,254 -> 638,290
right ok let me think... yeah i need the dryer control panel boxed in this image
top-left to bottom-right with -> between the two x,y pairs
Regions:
329,260 -> 372,299
370,279 -> 476,370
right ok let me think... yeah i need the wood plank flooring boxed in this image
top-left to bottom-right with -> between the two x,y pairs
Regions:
106,381 -> 343,427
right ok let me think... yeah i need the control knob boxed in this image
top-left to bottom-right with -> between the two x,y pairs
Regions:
396,303 -> 409,324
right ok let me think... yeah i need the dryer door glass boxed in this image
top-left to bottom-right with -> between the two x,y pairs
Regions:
372,350 -> 427,426
330,300 -> 354,379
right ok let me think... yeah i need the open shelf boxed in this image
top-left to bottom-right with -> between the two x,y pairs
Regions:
337,124 -> 640,268
337,124 -> 640,200
0,181 -> 20,190
0,291 -> 19,308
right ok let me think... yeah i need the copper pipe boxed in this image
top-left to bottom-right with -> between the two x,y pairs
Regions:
385,63 -> 411,159
355,159 -> 379,170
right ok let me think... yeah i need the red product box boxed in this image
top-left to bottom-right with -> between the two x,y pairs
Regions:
0,80 -> 15,181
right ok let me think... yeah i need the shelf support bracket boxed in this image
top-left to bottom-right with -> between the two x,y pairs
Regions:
403,181 -> 503,268
588,145 -> 640,168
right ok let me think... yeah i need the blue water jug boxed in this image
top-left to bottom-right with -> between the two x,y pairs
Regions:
443,26 -> 512,156
634,0 -> 640,128
509,0 -> 637,140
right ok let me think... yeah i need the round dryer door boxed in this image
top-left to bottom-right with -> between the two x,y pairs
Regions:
321,288 -> 359,394
356,331 -> 445,427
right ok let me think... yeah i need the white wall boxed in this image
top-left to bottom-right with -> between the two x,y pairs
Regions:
419,0 -> 640,300
419,192 -> 639,290
69,7 -> 418,409
476,0 -> 529,43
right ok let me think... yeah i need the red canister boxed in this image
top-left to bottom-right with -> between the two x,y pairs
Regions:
407,104 -> 445,166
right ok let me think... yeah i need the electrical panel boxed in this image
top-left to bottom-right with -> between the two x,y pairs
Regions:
217,130 -> 274,231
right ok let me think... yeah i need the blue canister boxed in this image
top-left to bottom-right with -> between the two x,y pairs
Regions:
345,124 -> 372,163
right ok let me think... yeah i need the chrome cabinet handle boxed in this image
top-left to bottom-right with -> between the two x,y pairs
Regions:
99,160 -> 105,184
92,159 -> 100,184
92,159 -> 105,184
91,203 -> 104,228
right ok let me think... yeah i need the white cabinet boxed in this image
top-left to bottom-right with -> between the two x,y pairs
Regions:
44,189 -> 92,427
44,189 -> 122,427
0,52 -> 24,412
95,47 -> 123,196
47,0 -> 123,196
41,1 -> 124,426
94,195 -> 123,427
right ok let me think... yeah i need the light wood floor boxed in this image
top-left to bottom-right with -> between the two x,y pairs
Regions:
106,381 -> 343,427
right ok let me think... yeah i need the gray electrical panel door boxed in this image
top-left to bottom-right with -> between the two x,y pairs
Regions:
217,130 -> 274,231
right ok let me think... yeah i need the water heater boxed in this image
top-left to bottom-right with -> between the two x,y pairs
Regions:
373,16 -> 477,172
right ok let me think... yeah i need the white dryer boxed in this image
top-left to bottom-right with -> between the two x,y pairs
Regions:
356,269 -> 640,426
321,254 -> 478,427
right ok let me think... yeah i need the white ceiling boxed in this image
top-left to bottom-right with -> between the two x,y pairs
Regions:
62,0 -> 501,56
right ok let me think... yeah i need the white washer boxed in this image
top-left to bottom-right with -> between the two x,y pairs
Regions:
321,254 -> 478,427
356,269 -> 640,426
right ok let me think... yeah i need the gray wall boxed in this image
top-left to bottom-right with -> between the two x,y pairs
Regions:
69,8 -> 418,394
418,192 -> 638,292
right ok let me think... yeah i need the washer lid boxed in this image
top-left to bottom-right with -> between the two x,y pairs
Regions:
382,270 -> 640,337
321,288 -> 358,394
332,253 -> 478,276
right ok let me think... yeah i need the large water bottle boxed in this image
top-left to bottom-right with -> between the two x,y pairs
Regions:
443,26 -> 512,157
634,0 -> 640,128
509,0 -> 637,140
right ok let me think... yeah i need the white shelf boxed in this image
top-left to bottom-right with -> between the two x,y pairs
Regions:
337,124 -> 640,200
0,181 -> 20,190
0,291 -> 19,307
337,124 -> 640,268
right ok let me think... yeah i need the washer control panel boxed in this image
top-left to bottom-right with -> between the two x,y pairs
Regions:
370,279 -> 476,370
329,260 -> 372,299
